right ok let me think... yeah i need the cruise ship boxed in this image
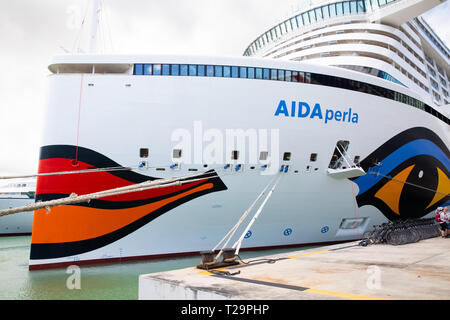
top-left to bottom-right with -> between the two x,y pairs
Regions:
0,178 -> 36,235
28,0 -> 449,269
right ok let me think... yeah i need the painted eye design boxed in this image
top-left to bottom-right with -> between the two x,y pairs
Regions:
351,127 -> 450,221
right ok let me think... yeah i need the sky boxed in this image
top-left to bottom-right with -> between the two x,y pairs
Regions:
0,0 -> 449,176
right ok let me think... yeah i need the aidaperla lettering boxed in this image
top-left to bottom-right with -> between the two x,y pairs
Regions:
274,100 -> 359,124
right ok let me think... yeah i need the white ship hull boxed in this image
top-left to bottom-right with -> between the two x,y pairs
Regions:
29,55 -> 449,269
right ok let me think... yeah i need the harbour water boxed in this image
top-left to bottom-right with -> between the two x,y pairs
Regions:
0,235 -> 315,300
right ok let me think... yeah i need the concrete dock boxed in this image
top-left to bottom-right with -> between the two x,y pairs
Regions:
139,237 -> 450,300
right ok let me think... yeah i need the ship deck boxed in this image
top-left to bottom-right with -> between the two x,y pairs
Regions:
139,237 -> 450,300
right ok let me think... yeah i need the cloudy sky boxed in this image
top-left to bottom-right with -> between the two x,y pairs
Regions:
0,0 -> 448,176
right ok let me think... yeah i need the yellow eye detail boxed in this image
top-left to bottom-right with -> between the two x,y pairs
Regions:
426,167 -> 450,209
374,165 -> 415,216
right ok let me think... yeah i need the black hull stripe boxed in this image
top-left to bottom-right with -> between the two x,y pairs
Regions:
30,182 -> 226,260
39,144 -> 155,183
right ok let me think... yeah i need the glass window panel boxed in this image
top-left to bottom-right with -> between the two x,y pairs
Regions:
343,1 -> 351,14
215,65 -> 223,77
336,2 -> 344,15
223,66 -> 231,77
198,65 -> 205,76
231,66 -> 239,78
378,0 -> 387,6
162,64 -> 170,75
357,0 -> 365,12
239,67 -> 247,78
206,65 -> 214,77
309,10 -> 316,23
256,68 -> 263,79
322,5 -> 330,18
265,32 -> 270,43
180,64 -> 188,76
280,22 -> 286,34
153,64 -> 161,75
291,71 -> 299,82
275,25 -> 280,37
285,20 -> 292,33
248,67 -> 255,79
270,69 -> 277,80
277,69 -> 284,81
350,1 -> 357,13
329,3 -> 337,16
303,12 -> 310,25
171,64 -> 179,76
291,17 -> 298,29
299,71 -> 305,82
270,29 -> 276,40
144,64 -> 152,75
296,15 -> 303,27
315,7 -> 323,20
305,72 -> 311,83
134,64 -> 143,75
285,70 -> 292,82
189,65 -> 197,76
263,68 -> 270,79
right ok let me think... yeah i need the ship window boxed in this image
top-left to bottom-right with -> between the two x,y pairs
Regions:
308,10 -> 316,23
231,66 -> 238,78
263,68 -> 270,80
198,65 -> 205,76
310,153 -> 317,162
162,64 -> 170,75
270,69 -> 277,80
354,156 -> 360,164
140,148 -> 149,158
239,67 -> 247,78
189,65 -> 197,76
277,69 -> 284,81
336,2 -> 344,15
223,66 -> 231,77
247,67 -> 255,79
134,64 -> 143,75
315,7 -> 323,20
343,1 -> 351,14
296,15 -> 303,27
206,65 -> 214,77
171,64 -> 179,76
153,64 -> 161,75
357,0 -> 365,12
285,20 -> 292,33
285,70 -> 291,82
259,151 -> 268,161
329,3 -> 336,16
283,152 -> 291,161
180,64 -> 188,76
292,71 -> 299,82
322,5 -> 330,18
302,12 -> 310,25
144,64 -> 152,75
255,68 -> 263,79
173,149 -> 182,158
231,150 -> 239,160
215,65 -> 223,77
305,72 -> 311,84
350,0 -> 357,13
